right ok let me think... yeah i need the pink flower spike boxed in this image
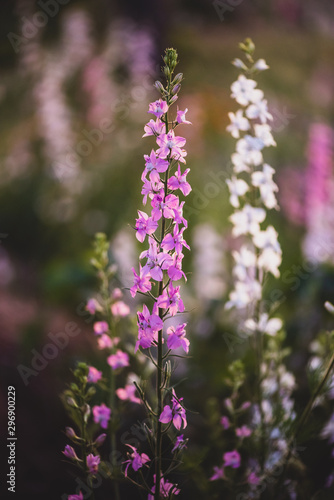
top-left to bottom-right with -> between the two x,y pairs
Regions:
167,324 -> 189,353
143,118 -> 165,137
107,350 -> 130,370
93,321 -> 109,335
123,444 -> 150,476
148,99 -> 169,118
92,404 -> 111,429
68,493 -> 83,500
176,108 -> 192,125
116,384 -> 141,404
210,466 -> 225,481
135,211 -> 158,243
168,165 -> 192,196
223,450 -> 241,469
87,453 -> 100,475
97,334 -> 113,350
63,445 -> 80,461
87,366 -> 102,383
130,266 -> 152,297
111,300 -> 130,317
156,130 -> 187,163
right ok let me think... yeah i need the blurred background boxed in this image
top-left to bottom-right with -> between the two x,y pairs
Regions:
1,0 -> 334,498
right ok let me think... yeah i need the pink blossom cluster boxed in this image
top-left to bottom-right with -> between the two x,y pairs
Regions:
132,98 -> 191,354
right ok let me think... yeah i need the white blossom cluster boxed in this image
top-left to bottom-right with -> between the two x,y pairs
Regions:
225,63 -> 282,333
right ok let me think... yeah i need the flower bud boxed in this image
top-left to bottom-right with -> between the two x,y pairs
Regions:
94,433 -> 107,447
171,84 -> 181,95
232,58 -> 247,70
63,445 -> 80,461
172,73 -> 183,85
65,427 -> 78,440
325,301 -> 334,315
169,95 -> 178,105
67,397 -> 77,408
253,58 -> 269,71
154,80 -> 165,93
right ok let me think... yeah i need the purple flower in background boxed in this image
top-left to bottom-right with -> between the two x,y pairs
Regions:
116,384 -> 141,404
220,416 -> 230,429
223,450 -> 241,469
87,366 -> 102,383
210,466 -> 225,481
236,425 -> 252,438
111,300 -> 130,317
86,298 -> 100,315
68,493 -> 83,500
97,334 -> 113,349
148,99 -> 169,118
167,323 -> 189,353
159,389 -> 187,430
92,403 -> 111,429
87,453 -> 100,474
107,350 -> 129,370
93,321 -> 108,335
123,444 -> 150,476
168,164 -> 191,196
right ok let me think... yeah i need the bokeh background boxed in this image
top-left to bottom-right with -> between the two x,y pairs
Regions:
1,0 -> 334,498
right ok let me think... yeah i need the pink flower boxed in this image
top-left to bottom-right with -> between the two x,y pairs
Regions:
123,444 -> 150,476
151,193 -> 180,222
97,334 -> 113,349
141,177 -> 164,205
165,252 -> 186,281
161,225 -> 190,254
148,475 -> 180,499
210,466 -> 225,481
223,450 -> 241,469
148,99 -> 169,118
130,266 -> 152,297
135,210 -> 158,243
168,164 -> 191,196
63,445 -> 80,461
140,239 -> 171,281
111,301 -> 130,317
172,434 -> 187,453
87,453 -> 100,474
167,323 -> 189,353
93,321 -> 108,335
157,283 -> 185,316
116,384 -> 141,404
135,304 -> 163,351
143,118 -> 165,137
159,389 -> 187,430
142,150 -> 169,183
220,416 -> 230,429
248,471 -> 261,485
92,403 -> 111,429
86,298 -> 100,315
68,493 -> 83,500
176,107 -> 191,125
112,288 -> 123,300
94,433 -> 107,446
156,130 -> 187,163
87,366 -> 102,383
107,350 -> 129,370
236,425 -> 252,438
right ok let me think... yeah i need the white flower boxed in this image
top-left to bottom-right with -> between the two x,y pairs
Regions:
226,110 -> 250,138
252,165 -> 278,209
236,135 -> 264,166
231,153 -> 250,173
246,98 -> 273,124
230,75 -> 263,106
226,280 -> 262,309
253,225 -> 281,253
232,245 -> 257,281
244,313 -> 282,336
254,124 -> 276,147
258,248 -> 282,277
253,58 -> 269,71
226,176 -> 249,207
230,204 -> 266,237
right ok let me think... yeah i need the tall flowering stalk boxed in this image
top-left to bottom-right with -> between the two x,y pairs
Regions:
210,39 -> 298,498
129,48 -> 191,499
